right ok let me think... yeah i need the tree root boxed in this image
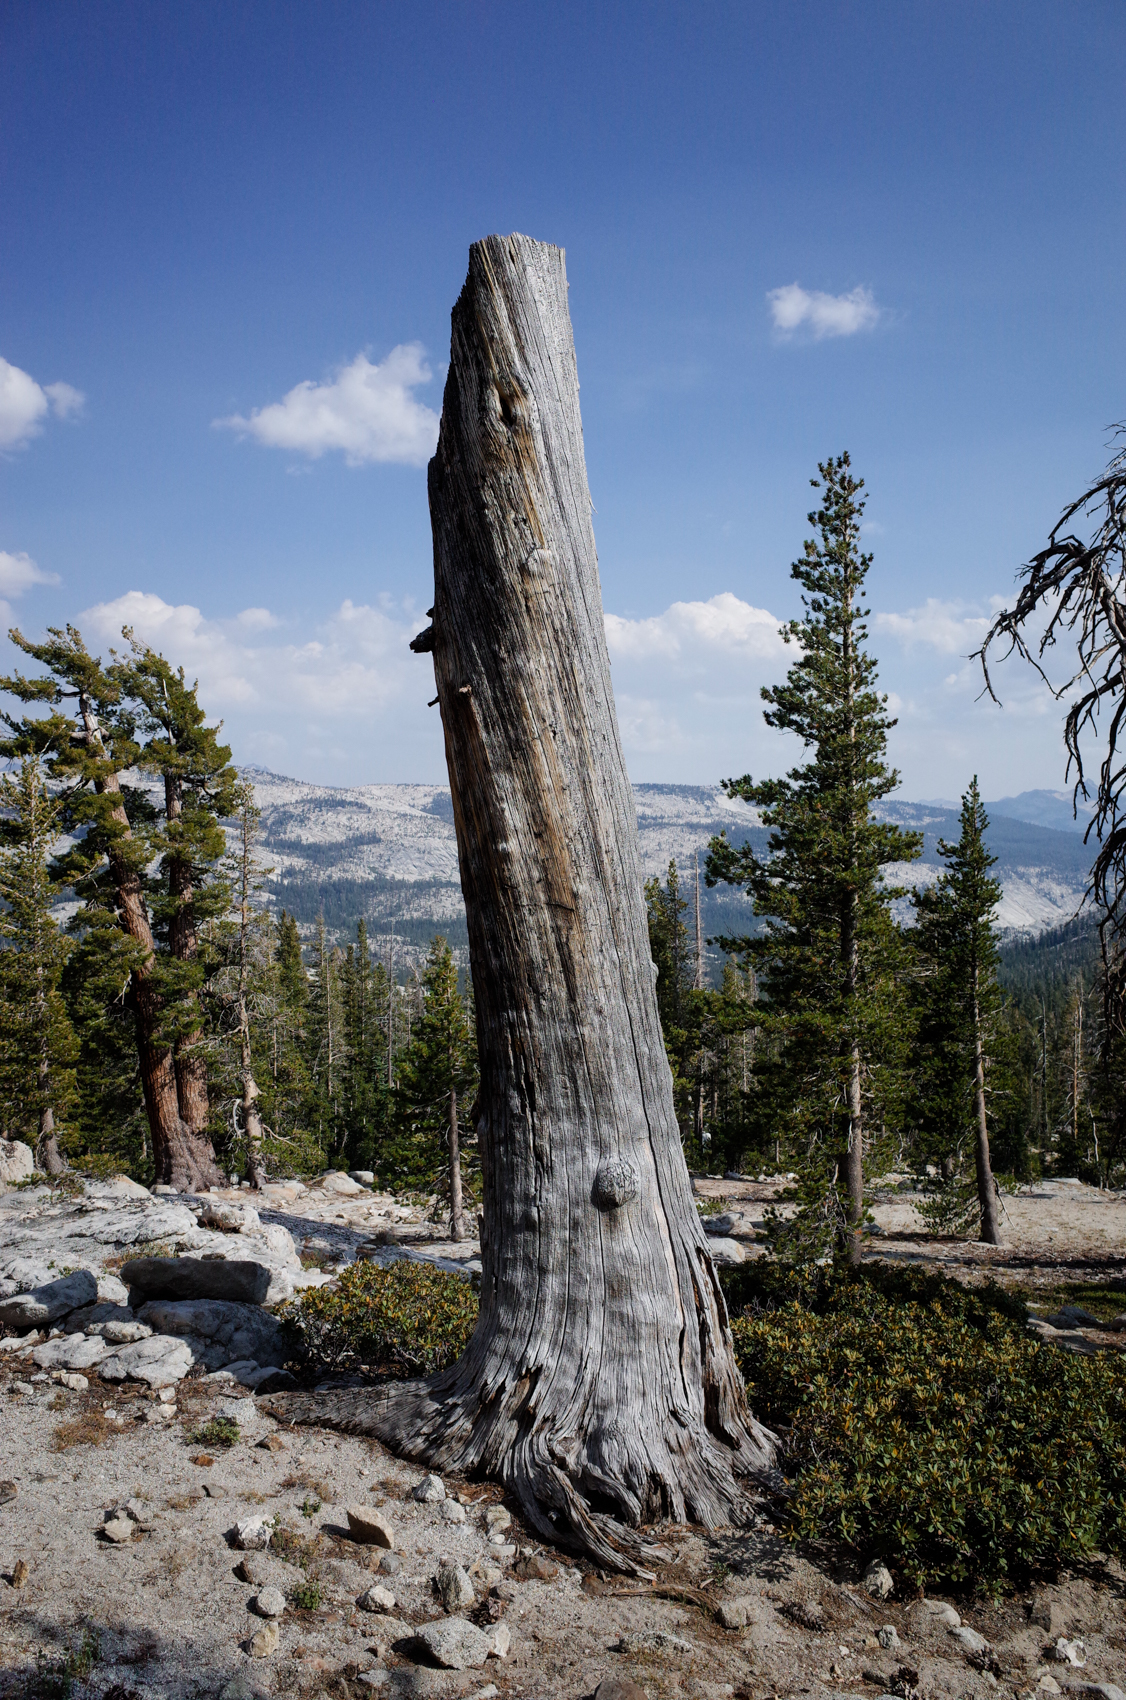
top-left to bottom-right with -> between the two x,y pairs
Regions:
264,1374 -> 775,1578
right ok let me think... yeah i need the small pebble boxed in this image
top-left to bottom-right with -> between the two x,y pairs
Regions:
11,1560 -> 29,1590
248,1619 -> 279,1658
356,1584 -> 397,1614
440,1500 -> 466,1524
254,1586 -> 286,1618
411,1473 -> 445,1504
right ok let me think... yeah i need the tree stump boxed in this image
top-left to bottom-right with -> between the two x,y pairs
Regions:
276,233 -> 774,1572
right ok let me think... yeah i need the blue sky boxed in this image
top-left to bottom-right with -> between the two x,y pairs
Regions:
3,1 -> 1124,795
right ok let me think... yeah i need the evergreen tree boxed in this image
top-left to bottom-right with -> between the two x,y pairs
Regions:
912,778 -> 1005,1242
112,634 -> 238,1146
707,454 -> 920,1262
391,937 -> 477,1228
0,756 -> 78,1170
0,625 -> 224,1187
256,908 -> 315,1166
340,920 -> 390,1170
306,913 -> 342,1161
208,782 -> 272,1187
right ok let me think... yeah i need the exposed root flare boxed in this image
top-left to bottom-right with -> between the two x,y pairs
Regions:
264,1376 -> 774,1576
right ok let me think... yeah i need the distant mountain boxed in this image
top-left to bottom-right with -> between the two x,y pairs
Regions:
918,788 -> 1095,836
985,789 -> 1095,836
246,770 -> 1096,961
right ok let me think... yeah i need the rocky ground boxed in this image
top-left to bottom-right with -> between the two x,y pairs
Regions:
1,1156 -> 1124,1700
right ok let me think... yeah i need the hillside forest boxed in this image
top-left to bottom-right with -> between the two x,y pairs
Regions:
2,454 -> 1125,1254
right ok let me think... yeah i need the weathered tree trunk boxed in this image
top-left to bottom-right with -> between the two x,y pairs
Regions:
78,696 -> 222,1192
164,775 -> 211,1143
274,234 -> 773,1571
241,1026 -> 267,1191
972,972 -> 1002,1245
36,1101 -> 67,1176
448,1086 -> 465,1241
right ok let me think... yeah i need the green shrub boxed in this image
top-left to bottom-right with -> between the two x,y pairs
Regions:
284,1258 -> 478,1376
289,1577 -> 322,1610
187,1416 -> 240,1448
728,1263 -> 1126,1591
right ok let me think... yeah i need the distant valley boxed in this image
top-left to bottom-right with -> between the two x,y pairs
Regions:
246,769 -> 1097,973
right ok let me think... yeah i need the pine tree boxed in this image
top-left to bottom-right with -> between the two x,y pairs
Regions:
306,913 -> 342,1163
112,634 -> 238,1147
0,756 -> 78,1170
208,782 -> 272,1187
391,937 -> 477,1228
645,861 -> 696,1142
257,909 -> 314,1165
707,454 -> 921,1262
340,920 -> 390,1170
0,625 -> 224,1187
912,779 -> 1004,1243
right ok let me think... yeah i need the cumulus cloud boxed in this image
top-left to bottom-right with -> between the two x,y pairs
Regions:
767,283 -> 880,340
0,550 -> 59,598
214,344 -> 440,467
81,590 -> 425,716
0,357 -> 85,450
875,598 -> 993,655
602,592 -> 799,769
605,592 -> 786,664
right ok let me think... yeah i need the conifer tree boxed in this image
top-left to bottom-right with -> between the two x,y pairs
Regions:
0,626 -> 224,1187
391,937 -> 477,1229
708,454 -> 920,1262
112,634 -> 238,1145
257,908 -> 314,1162
912,778 -> 1004,1242
0,756 -> 78,1171
209,782 -> 272,1187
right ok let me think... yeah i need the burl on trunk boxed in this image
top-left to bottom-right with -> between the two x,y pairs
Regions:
277,234 -> 773,1571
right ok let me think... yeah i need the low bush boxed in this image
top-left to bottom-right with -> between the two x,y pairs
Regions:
186,1416 -> 240,1449
284,1258 -> 478,1376
727,1262 -> 1126,1591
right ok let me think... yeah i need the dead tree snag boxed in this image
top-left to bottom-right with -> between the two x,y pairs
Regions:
273,234 -> 774,1571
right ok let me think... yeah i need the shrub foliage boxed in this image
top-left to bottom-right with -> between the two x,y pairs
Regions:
285,1258 -> 478,1376
727,1262 -> 1126,1590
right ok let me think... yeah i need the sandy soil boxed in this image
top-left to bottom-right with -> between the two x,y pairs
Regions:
1,1173 -> 1124,1700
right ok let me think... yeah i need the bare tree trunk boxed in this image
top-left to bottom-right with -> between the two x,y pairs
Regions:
78,696 -> 221,1191
845,1044 -> 863,1265
842,576 -> 864,1267
273,234 -> 773,1571
241,1023 -> 267,1191
36,1099 -> 66,1176
972,972 -> 1002,1244
448,1087 -> 465,1240
164,775 -> 211,1144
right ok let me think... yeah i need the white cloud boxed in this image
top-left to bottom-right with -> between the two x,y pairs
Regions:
603,592 -> 799,767
767,283 -> 880,340
214,344 -> 440,467
875,598 -> 992,655
0,357 -> 86,450
605,592 -> 787,664
0,550 -> 60,598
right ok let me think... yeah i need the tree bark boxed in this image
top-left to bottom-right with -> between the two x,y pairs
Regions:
164,775 -> 211,1143
36,1100 -> 67,1176
273,234 -> 773,1571
78,696 -> 222,1191
972,972 -> 1002,1244
448,1086 -> 465,1240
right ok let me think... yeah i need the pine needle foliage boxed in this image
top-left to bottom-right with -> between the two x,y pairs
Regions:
911,779 -> 1006,1241
0,756 -> 78,1163
707,455 -> 920,1259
